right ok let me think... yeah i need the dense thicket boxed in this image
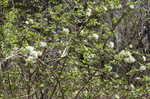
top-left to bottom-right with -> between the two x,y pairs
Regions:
0,0 -> 150,99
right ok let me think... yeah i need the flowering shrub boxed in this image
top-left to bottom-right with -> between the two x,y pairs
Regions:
40,41 -> 47,47
0,0 -> 150,99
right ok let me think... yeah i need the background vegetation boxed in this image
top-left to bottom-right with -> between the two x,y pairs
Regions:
0,0 -> 150,99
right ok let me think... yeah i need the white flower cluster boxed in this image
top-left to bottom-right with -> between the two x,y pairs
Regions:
40,41 -> 47,47
107,41 -> 114,48
114,73 -> 119,78
26,46 -> 42,62
142,56 -> 146,62
26,46 -> 34,52
89,34 -> 99,40
124,55 -> 136,63
63,28 -> 69,34
130,84 -> 135,89
129,44 -> 133,48
129,5 -> 134,9
114,94 -> 120,99
92,34 -> 99,40
119,50 -> 136,63
30,50 -> 42,58
86,8 -> 92,16
118,4 -> 122,9
136,77 -> 140,80
25,18 -> 34,24
139,65 -> 146,71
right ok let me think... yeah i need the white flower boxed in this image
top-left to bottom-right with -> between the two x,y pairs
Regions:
119,50 -> 136,63
26,46 -> 34,52
30,51 -> 39,58
81,30 -> 84,34
26,56 -> 35,62
63,28 -> 69,33
114,94 -> 120,99
119,50 -> 131,56
30,50 -> 42,58
86,8 -> 92,16
40,41 -> 47,47
92,34 -> 99,40
37,51 -> 42,56
142,56 -> 146,62
108,41 -> 114,48
129,44 -> 133,48
25,21 -> 29,24
136,77 -> 141,80
124,55 -> 136,63
114,73 -> 119,78
130,84 -> 135,89
118,4 -> 122,9
139,65 -> 146,71
129,5 -> 134,9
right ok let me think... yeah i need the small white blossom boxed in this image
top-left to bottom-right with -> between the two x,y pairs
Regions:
129,5 -> 134,9
37,51 -> 42,56
30,50 -> 42,58
114,73 -> 119,78
26,56 -> 35,61
139,65 -> 146,71
26,46 -> 34,52
73,91 -> 78,96
108,41 -> 114,48
63,28 -> 69,33
30,51 -> 39,58
92,34 -> 99,40
114,94 -> 120,99
81,30 -> 84,34
124,55 -> 136,63
86,8 -> 92,16
40,41 -> 47,47
129,44 -> 133,48
136,77 -> 141,80
119,50 -> 136,63
119,50 -> 131,56
118,4 -> 122,9
142,56 -> 146,62
130,84 -> 135,89
25,21 -> 29,24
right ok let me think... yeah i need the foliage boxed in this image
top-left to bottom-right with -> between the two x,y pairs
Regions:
0,0 -> 150,99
